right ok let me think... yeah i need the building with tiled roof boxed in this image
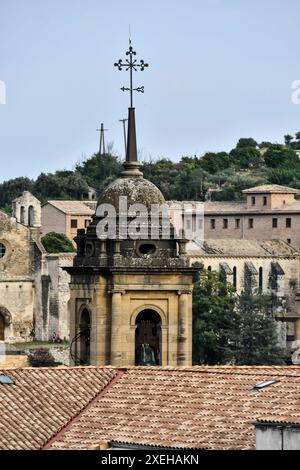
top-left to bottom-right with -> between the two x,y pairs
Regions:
1,366 -> 300,450
168,184 -> 300,251
41,200 -> 95,246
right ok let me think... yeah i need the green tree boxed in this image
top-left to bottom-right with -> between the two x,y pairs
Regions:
230,147 -> 261,169
76,153 -> 122,192
234,289 -> 286,365
236,138 -> 258,148
192,269 -> 236,365
41,232 -> 75,253
200,152 -> 233,174
264,145 -> 299,169
0,177 -> 34,209
34,171 -> 90,201
284,134 -> 294,146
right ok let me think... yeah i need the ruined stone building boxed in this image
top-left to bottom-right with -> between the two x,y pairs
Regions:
0,192 -> 72,343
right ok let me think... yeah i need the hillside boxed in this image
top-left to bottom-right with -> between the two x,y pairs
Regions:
1,133 -> 300,212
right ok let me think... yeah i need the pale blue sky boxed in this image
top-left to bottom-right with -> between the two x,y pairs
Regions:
0,0 -> 300,181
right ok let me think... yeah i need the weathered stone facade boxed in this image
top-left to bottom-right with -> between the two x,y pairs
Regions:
0,192 -> 73,344
187,238 -> 300,360
170,185 -> 300,251
66,108 -> 197,367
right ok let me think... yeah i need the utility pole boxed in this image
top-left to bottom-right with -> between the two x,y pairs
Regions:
96,123 -> 108,155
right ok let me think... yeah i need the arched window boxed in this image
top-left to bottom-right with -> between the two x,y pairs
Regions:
233,267 -> 237,289
77,308 -> 91,365
20,206 -> 25,224
207,266 -> 212,272
28,205 -> 34,227
135,309 -> 162,366
259,267 -> 263,291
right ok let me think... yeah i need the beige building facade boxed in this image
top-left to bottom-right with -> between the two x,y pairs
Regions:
41,200 -> 94,246
171,185 -> 300,251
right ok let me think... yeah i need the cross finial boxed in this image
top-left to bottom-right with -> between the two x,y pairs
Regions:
114,42 -> 149,107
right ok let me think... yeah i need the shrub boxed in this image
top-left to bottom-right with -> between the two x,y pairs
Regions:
41,232 -> 75,253
28,348 -> 55,367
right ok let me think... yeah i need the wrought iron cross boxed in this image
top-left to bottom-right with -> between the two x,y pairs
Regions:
114,41 -> 149,107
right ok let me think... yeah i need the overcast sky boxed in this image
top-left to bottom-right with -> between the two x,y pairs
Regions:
0,0 -> 300,182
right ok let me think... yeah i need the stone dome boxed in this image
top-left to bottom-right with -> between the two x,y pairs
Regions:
97,176 -> 165,209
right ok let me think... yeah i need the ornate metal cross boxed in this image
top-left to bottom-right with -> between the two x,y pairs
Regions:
114,41 -> 149,107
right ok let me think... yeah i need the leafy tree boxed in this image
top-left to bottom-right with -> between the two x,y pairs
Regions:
192,269 -> 236,365
41,232 -> 75,253
295,131 -> 300,141
236,138 -> 258,149
34,171 -> 90,201
284,134 -> 294,146
264,145 -> 299,169
211,176 -> 265,201
234,289 -> 286,365
267,168 -> 300,186
199,152 -> 233,174
258,141 -> 273,149
76,153 -> 122,192
230,147 -> 261,169
0,177 -> 34,208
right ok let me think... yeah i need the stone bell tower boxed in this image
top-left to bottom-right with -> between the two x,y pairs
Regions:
65,43 -> 197,367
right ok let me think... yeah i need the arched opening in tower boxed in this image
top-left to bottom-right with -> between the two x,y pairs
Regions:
28,205 -> 34,227
79,308 -> 91,365
135,309 -> 162,366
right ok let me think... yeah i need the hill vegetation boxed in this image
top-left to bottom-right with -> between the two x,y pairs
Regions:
1,131 -> 300,212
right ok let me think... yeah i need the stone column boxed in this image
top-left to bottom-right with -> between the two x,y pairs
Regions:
110,291 -> 122,366
177,292 -> 189,366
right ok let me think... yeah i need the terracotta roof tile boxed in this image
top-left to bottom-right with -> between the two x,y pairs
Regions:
45,200 -> 95,215
49,366 -> 300,451
0,367 -> 116,450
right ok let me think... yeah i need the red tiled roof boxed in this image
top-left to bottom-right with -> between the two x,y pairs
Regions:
48,366 -> 300,450
0,367 -> 116,450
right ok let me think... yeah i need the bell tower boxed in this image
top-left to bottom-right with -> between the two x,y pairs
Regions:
66,42 -> 197,367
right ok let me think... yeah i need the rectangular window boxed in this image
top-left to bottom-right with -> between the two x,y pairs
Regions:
198,218 -> 203,229
85,219 -> 90,228
71,219 -> 78,228
248,218 -> 254,229
235,218 -> 240,229
286,218 -> 292,228
223,218 -> 228,229
210,219 -> 215,230
251,196 -> 256,206
272,218 -> 278,228
263,196 -> 267,206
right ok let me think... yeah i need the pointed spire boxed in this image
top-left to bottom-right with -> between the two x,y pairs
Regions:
121,107 -> 143,177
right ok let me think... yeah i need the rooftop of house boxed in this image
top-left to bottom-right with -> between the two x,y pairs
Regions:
2,366 -> 300,451
187,239 -> 299,257
242,184 -> 300,194
43,200 -> 95,216
167,199 -> 300,213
